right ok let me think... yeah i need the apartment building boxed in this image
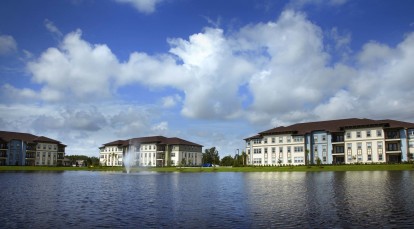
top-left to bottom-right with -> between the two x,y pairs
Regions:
99,136 -> 203,167
0,131 -> 66,166
245,118 -> 414,166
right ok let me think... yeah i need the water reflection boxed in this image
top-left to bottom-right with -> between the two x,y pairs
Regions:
0,171 -> 413,228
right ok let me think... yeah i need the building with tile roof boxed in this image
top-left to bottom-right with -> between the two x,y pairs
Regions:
99,136 -> 203,167
244,118 -> 414,166
0,131 -> 66,166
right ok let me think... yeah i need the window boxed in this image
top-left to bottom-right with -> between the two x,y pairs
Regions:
335,135 -> 344,142
279,137 -> 283,143
386,131 -> 399,139
377,141 -> 383,148
271,138 -> 275,143
287,147 -> 291,153
294,157 -> 304,163
356,131 -> 361,138
271,147 -> 276,153
366,130 -> 371,137
367,142 -> 372,161
408,129 -> 414,139
387,143 -> 399,151
322,134 -> 326,141
346,132 -> 351,138
314,136 -> 318,143
264,148 -> 268,154
254,148 -> 262,154
279,147 -> 283,153
253,158 -> 262,165
264,138 -> 268,144
294,136 -> 303,142
253,139 -> 261,144
377,130 -> 382,137
287,137 -> 291,143
335,146 -> 344,153
357,143 -> 362,160
294,146 -> 303,152
347,143 -> 352,153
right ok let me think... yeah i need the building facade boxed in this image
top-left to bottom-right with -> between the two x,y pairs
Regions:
0,131 -> 66,166
99,136 -> 203,167
245,118 -> 414,166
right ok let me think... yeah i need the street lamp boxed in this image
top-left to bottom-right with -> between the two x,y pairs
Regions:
236,149 -> 239,165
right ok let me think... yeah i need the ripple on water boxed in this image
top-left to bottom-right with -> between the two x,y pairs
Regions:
0,171 -> 413,228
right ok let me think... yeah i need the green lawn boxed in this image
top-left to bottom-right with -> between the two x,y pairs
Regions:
1,164 -> 413,172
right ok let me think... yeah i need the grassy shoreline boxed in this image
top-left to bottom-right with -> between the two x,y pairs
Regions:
0,164 -> 413,172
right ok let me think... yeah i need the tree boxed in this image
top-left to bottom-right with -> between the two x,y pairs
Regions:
220,155 -> 234,166
316,156 -> 322,168
232,152 -> 246,167
241,151 -> 247,166
202,147 -> 220,165
65,155 -> 100,167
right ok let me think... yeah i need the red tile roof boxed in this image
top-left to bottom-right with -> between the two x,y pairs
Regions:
102,136 -> 202,147
249,118 -> 414,138
0,130 -> 63,144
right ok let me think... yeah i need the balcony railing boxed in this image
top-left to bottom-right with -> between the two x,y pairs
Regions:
331,136 -> 345,143
385,132 -> 400,139
332,150 -> 344,154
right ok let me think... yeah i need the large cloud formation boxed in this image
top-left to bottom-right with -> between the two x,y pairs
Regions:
2,9 -> 414,155
20,10 -> 414,124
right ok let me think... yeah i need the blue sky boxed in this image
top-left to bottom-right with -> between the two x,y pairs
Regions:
1,0 -> 414,157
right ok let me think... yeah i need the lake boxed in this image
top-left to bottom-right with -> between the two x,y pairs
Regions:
0,171 -> 413,228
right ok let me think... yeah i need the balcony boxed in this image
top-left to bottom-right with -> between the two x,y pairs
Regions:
386,143 -> 401,153
385,131 -> 400,140
331,136 -> 344,143
25,153 -> 36,159
332,150 -> 344,155
332,145 -> 345,155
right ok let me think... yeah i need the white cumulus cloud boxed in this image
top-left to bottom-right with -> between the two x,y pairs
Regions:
115,0 -> 162,14
27,29 -> 120,102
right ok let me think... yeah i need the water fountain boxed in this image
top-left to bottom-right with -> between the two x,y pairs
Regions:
123,141 -> 139,173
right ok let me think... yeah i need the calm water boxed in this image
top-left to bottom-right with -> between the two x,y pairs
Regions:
0,171 -> 413,228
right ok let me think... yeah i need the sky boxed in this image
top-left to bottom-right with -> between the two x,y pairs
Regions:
1,0 -> 414,158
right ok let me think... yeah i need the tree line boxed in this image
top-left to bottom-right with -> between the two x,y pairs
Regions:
202,147 -> 247,167
65,155 -> 100,167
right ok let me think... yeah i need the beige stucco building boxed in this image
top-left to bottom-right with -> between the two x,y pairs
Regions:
0,131 -> 66,166
245,118 -> 414,166
99,136 -> 203,167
